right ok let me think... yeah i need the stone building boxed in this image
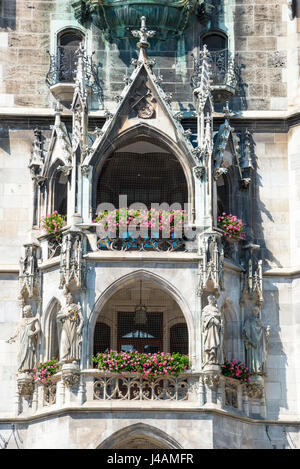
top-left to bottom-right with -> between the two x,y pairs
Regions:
0,0 -> 300,449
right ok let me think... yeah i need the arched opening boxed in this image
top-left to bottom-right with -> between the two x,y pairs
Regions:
93,277 -> 189,356
221,299 -> 240,361
202,31 -> 227,51
57,29 -> 84,82
98,423 -> 182,449
44,299 -> 61,362
217,172 -> 230,217
47,161 -> 68,217
95,140 -> 188,211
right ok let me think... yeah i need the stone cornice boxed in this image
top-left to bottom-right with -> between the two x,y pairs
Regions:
1,107 -> 300,131
0,405 -> 300,426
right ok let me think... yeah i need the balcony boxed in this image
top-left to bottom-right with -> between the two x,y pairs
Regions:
192,48 -> 237,103
46,46 -> 100,103
209,49 -> 237,102
16,369 -> 266,420
46,47 -> 77,102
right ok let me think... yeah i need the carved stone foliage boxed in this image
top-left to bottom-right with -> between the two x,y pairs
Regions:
247,382 -> 264,400
94,373 -> 189,401
62,371 -> 80,388
59,232 -> 85,290
44,382 -> 57,405
202,373 -> 220,389
19,243 -> 40,299
197,233 -> 224,295
193,165 -> 205,180
225,381 -> 238,408
214,167 -> 228,181
17,373 -> 34,397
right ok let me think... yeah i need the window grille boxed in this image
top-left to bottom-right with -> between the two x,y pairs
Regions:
117,311 -> 163,354
96,152 -> 188,210
94,322 -> 111,354
58,30 -> 84,82
170,323 -> 188,355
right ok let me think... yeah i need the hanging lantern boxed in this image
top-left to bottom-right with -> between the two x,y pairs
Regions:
134,280 -> 147,325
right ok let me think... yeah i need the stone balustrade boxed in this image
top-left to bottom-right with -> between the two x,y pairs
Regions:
16,369 -> 266,420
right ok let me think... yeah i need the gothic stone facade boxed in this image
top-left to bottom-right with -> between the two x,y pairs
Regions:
0,0 -> 300,449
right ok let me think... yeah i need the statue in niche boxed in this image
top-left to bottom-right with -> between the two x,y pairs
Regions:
202,295 -> 223,366
7,305 -> 40,373
57,290 -> 84,364
242,306 -> 270,374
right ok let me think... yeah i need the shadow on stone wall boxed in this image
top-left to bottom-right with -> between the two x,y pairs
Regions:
250,132 -> 282,269
0,0 -> 16,30
0,126 -> 11,156
247,135 -> 288,424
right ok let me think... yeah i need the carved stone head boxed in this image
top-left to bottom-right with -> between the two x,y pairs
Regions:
66,292 -> 74,306
23,305 -> 33,318
207,295 -> 217,306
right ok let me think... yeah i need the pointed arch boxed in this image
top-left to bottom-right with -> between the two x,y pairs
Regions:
45,158 -> 68,216
97,423 -> 182,449
221,297 -> 239,361
88,269 -> 194,363
42,297 -> 62,362
88,123 -> 196,220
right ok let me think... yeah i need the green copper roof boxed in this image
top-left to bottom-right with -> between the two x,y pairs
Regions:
72,0 -> 210,41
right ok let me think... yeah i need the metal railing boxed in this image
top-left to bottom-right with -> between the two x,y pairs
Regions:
192,48 -> 237,90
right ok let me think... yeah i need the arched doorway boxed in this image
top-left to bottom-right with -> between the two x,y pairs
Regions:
98,423 -> 182,449
93,277 -> 189,356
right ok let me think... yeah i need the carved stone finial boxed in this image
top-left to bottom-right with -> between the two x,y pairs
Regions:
131,16 -> 156,49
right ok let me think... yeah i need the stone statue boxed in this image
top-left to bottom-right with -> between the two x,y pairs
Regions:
242,306 -> 270,374
7,305 -> 40,372
202,295 -> 223,366
57,291 -> 84,364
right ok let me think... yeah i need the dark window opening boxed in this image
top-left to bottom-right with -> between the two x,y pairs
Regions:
94,322 -> 111,355
202,33 -> 228,85
217,174 -> 230,217
58,30 -> 84,82
170,323 -> 188,355
53,173 -> 68,217
202,33 -> 227,52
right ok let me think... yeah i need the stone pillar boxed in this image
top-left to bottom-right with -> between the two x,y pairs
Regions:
62,363 -> 80,404
84,373 -> 95,403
